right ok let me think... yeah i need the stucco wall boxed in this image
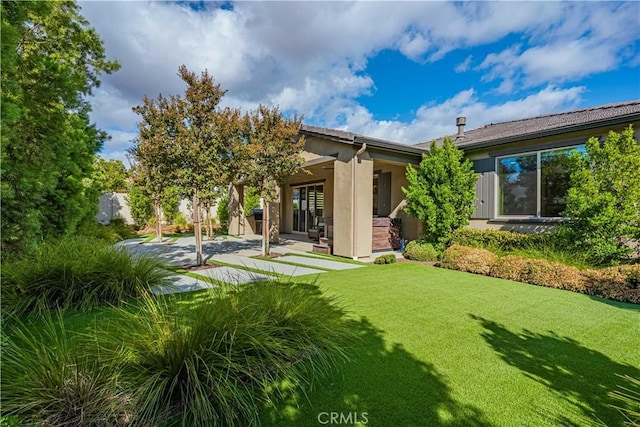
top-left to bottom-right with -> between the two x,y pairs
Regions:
96,192 -> 134,225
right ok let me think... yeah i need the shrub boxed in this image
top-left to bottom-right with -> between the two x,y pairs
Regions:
489,255 -> 530,282
525,258 -> 585,292
451,228 -> 550,252
1,236 -> 169,316
440,245 -> 497,275
583,265 -> 640,304
403,241 -> 439,261
559,126 -> 640,265
402,137 -> 477,249
1,311 -> 129,426
374,254 -> 397,264
104,282 -> 352,426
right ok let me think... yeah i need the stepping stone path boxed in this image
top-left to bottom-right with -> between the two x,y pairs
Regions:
211,254 -> 326,277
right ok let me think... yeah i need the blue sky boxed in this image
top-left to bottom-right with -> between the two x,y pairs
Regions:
78,1 -> 640,163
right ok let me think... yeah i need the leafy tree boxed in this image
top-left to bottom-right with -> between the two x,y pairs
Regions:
217,194 -> 230,234
1,1 -> 119,253
557,126 -> 640,265
126,185 -> 153,229
132,66 -> 242,263
239,105 -> 305,255
160,186 -> 181,224
93,157 -> 129,193
402,137 -> 477,250
131,94 -> 177,242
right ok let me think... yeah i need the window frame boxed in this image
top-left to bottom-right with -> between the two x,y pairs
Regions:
493,144 -> 584,220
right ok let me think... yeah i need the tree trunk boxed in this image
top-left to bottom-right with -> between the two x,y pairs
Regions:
193,188 -> 203,265
155,200 -> 163,243
262,200 -> 270,256
204,206 -> 211,240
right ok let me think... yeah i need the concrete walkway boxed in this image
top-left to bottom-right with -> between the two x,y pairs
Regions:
211,254 -> 326,277
120,233 -> 364,294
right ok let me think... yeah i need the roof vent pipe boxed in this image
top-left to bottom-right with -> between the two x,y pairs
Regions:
456,116 -> 466,137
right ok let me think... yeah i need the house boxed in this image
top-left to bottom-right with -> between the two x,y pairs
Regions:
417,100 -> 640,233
228,100 -> 640,259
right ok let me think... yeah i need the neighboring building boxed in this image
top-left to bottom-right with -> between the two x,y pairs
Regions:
228,100 -> 640,259
96,192 -> 219,226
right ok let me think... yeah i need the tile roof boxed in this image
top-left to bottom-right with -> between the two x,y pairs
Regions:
415,100 -> 640,150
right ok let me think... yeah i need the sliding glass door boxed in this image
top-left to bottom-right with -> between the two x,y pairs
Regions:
292,184 -> 324,232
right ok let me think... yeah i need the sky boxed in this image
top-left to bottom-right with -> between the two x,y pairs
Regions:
78,1 -> 640,164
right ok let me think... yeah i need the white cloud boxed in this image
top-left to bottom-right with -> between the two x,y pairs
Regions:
341,85 -> 586,144
78,0 -> 638,158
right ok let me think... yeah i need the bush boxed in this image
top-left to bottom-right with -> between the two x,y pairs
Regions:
402,137 -> 477,249
559,126 -> 640,265
1,236 -> 169,316
443,244 -> 640,304
374,254 -> 397,264
451,228 -> 550,252
1,311 -> 129,426
489,255 -> 530,282
403,241 -> 439,261
103,282 -> 352,426
440,245 -> 497,275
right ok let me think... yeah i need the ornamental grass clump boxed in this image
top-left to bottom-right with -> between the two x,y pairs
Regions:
1,236 -> 168,316
103,281 -> 353,426
1,311 -> 130,426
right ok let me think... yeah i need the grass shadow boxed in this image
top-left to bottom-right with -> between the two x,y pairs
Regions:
470,314 -> 640,426
262,316 -> 492,427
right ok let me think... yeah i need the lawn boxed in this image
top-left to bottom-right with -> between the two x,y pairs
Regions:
260,263 -> 640,427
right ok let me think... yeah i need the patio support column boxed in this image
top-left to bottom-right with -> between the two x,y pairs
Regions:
228,183 -> 244,236
332,146 -> 373,259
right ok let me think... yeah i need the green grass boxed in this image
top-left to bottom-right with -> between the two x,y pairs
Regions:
303,251 -> 368,265
260,263 -> 640,427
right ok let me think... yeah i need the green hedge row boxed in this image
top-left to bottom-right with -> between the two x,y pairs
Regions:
440,245 -> 640,304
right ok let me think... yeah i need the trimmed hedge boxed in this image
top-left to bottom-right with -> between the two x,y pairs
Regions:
440,245 -> 497,275
403,241 -> 439,262
451,228 -> 550,251
440,245 -> 639,304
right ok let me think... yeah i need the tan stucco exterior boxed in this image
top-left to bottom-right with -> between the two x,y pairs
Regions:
229,135 -> 421,259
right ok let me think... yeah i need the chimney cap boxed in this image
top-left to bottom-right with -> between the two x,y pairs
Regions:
456,116 -> 467,126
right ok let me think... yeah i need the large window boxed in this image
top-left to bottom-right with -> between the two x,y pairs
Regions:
497,146 -> 584,217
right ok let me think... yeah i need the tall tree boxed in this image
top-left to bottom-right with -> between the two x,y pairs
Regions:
240,105 -> 306,255
132,66 -> 242,263
1,1 -> 119,252
403,137 -> 477,250
132,94 -> 178,243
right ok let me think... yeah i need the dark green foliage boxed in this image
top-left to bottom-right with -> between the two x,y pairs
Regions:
403,240 -> 439,261
451,228 -> 551,251
1,1 -> 119,253
374,254 -> 397,264
126,185 -> 154,228
402,137 -> 477,250
1,236 -> 168,316
161,186 -> 181,223
1,311 -> 129,426
102,282 -> 352,426
557,126 -> 640,265
77,217 -> 135,244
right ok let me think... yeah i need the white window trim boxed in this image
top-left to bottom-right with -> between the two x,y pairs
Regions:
493,144 -> 584,220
